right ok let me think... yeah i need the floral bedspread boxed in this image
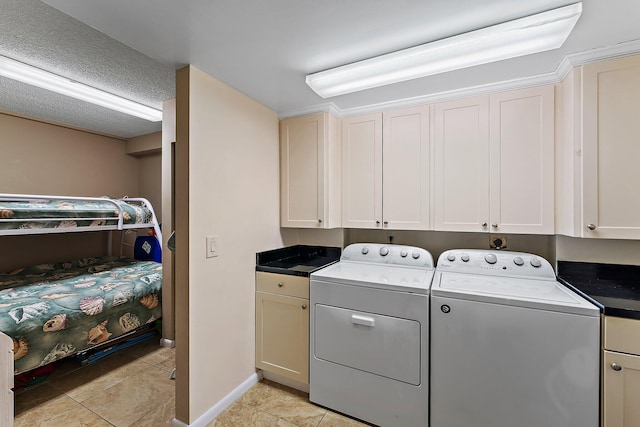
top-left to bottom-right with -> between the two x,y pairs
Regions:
0,198 -> 152,231
0,256 -> 162,374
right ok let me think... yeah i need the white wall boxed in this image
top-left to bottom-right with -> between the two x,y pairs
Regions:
177,65 -> 283,423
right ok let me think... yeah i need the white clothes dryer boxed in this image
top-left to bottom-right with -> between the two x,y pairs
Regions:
310,243 -> 434,427
431,249 -> 600,427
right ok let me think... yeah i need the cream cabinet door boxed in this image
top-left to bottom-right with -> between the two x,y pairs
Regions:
582,56 -> 640,239
342,113 -> 383,229
489,86 -> 555,234
382,106 -> 430,230
604,350 -> 640,427
433,96 -> 490,232
280,112 -> 340,228
256,291 -> 309,384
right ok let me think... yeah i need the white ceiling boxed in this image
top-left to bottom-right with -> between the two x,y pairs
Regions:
3,0 -> 640,138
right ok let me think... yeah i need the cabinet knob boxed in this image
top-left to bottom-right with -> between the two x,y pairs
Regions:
383,221 -> 388,226
301,304 -> 307,310
481,222 -> 488,227
587,223 -> 596,231
492,223 -> 498,229
376,220 -> 381,225
611,363 -> 622,371
318,219 -> 322,224
277,283 -> 283,288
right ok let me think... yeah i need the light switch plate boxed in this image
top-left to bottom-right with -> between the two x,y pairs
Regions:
206,236 -> 219,258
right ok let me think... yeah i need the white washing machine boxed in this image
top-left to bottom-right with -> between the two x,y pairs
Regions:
431,249 -> 600,427
309,243 -> 434,427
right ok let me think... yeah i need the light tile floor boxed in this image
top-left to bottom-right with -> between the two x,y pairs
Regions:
16,339 -> 371,427
14,338 -> 176,427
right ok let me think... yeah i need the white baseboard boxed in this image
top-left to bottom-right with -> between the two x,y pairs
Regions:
171,372 -> 259,427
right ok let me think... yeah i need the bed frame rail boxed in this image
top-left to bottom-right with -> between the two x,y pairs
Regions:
0,331 -> 13,427
0,193 -> 162,244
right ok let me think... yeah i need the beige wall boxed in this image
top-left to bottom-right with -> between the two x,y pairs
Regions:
345,229 -> 555,263
0,113 -> 147,271
138,152 -> 162,222
176,65 -> 283,423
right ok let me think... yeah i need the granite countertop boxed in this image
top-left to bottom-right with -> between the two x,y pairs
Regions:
256,245 -> 341,277
558,261 -> 640,320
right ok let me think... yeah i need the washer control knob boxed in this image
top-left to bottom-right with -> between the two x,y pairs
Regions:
400,250 -> 408,258
361,247 -> 369,255
485,254 -> 498,264
513,256 -> 524,266
461,253 -> 470,262
412,251 -> 420,259
530,258 -> 542,268
380,247 -> 389,256
447,253 -> 456,262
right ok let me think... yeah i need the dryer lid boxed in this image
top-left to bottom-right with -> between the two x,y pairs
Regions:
311,262 -> 434,294
433,272 -> 599,316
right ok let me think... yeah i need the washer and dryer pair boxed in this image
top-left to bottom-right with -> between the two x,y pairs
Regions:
309,243 -> 600,427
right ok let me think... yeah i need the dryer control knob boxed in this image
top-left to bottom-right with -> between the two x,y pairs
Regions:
380,247 -> 389,256
412,251 -> 420,259
485,254 -> 497,264
400,250 -> 408,258
461,253 -> 470,262
361,247 -> 369,255
447,253 -> 456,262
530,258 -> 542,268
513,256 -> 524,266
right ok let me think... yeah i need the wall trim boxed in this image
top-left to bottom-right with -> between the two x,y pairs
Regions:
171,372 -> 259,427
278,38 -> 640,119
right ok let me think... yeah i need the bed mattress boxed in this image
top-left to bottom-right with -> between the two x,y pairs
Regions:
0,256 -> 162,374
0,198 -> 152,232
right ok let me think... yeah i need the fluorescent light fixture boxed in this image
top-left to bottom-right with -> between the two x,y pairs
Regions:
0,55 -> 162,121
306,2 -> 582,98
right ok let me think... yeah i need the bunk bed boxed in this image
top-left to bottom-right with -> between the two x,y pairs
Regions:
0,193 -> 163,424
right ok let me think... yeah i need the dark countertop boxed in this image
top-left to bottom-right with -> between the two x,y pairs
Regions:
558,261 -> 640,320
256,245 -> 341,277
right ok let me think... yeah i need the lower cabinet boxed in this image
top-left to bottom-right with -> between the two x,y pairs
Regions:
255,272 -> 309,384
603,316 -> 640,427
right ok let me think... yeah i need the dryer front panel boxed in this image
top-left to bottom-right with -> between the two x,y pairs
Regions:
314,304 -> 421,385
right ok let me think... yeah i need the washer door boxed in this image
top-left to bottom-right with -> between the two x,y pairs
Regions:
314,304 -> 421,385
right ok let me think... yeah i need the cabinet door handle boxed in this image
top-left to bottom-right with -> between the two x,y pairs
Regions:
383,221 -> 388,226
492,223 -> 498,229
481,222 -> 488,227
611,363 -> 622,371
301,304 -> 307,310
318,219 -> 322,224
277,282 -> 284,288
376,220 -> 381,226
587,223 -> 596,231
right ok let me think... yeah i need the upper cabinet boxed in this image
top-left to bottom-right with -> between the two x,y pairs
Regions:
557,55 -> 640,239
582,56 -> 640,239
280,112 -> 341,228
342,106 -> 430,230
433,86 -> 555,234
433,96 -> 490,232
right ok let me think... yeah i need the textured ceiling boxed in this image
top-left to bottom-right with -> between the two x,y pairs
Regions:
2,1 -> 640,138
0,0 -> 175,138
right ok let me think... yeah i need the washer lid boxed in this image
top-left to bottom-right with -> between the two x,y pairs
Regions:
311,261 -> 433,294
433,272 -> 599,316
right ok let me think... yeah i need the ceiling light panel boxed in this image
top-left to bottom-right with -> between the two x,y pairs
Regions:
306,3 -> 583,98
0,55 -> 162,121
